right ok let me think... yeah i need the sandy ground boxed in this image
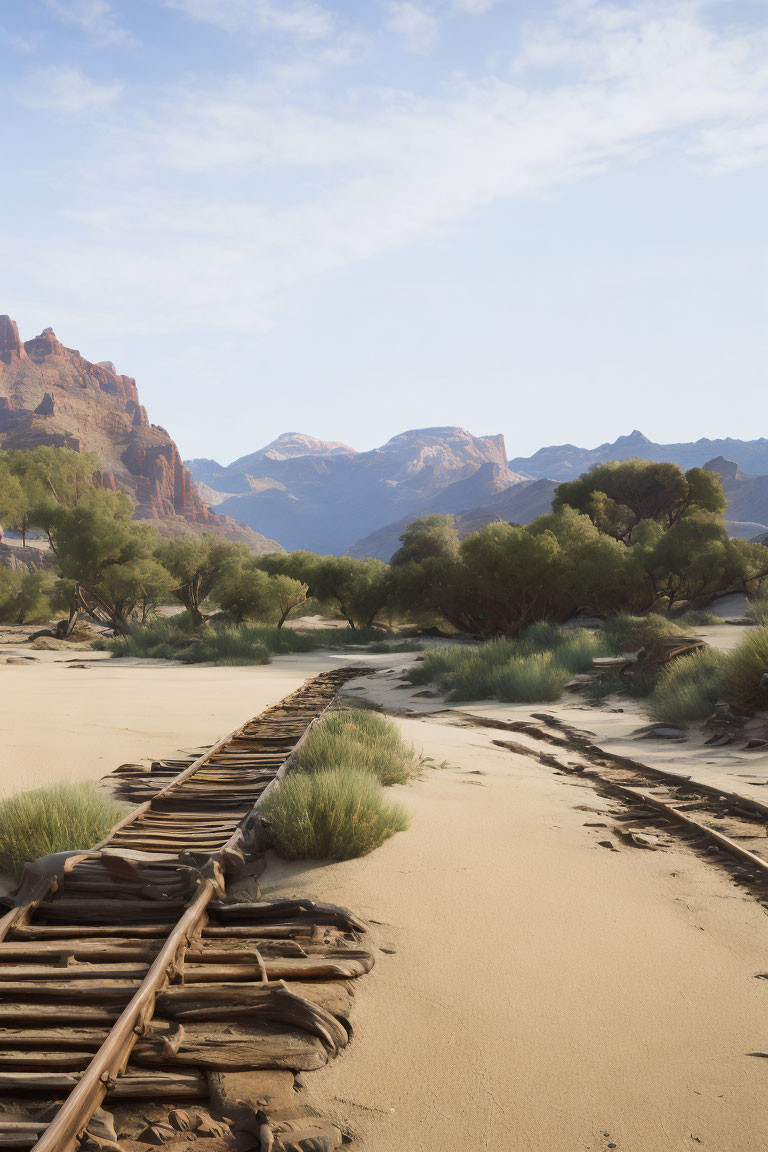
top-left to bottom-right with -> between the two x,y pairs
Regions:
265,672 -> 768,1152
4,621 -> 768,1150
0,643 -> 390,796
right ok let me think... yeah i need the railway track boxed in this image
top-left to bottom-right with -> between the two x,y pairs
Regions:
467,709 -> 768,895
0,668 -> 372,1152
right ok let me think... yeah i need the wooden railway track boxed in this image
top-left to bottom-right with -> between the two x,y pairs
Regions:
475,710 -> 768,894
0,668 -> 373,1152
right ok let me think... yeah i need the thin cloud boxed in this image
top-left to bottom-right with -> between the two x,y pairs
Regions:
42,0 -> 135,46
16,66 -> 122,113
161,0 -> 335,40
8,1 -> 768,335
384,2 -> 440,52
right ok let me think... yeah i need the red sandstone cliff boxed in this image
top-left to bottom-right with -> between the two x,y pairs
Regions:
0,316 -> 279,550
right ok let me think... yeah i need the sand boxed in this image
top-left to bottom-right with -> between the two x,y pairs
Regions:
4,643 -> 768,1149
263,671 -> 768,1152
0,644 -> 372,796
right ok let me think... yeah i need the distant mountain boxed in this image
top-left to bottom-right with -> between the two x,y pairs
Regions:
703,457 -> 768,539
0,315 -> 279,552
509,429 -> 768,480
186,427 -> 522,554
350,475 -> 557,560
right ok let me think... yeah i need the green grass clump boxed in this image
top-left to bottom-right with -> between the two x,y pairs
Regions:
721,627 -> 768,712
406,627 -> 610,703
261,767 -> 410,860
746,587 -> 768,627
296,709 -> 416,785
649,648 -> 727,724
486,653 -> 570,703
604,613 -> 684,653
97,616 -> 393,665
673,609 -> 719,627
0,783 -> 125,876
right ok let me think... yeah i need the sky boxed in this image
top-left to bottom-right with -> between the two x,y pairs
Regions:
1,0 -> 767,465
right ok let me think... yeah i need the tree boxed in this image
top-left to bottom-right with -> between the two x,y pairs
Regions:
271,574 -> 309,628
156,535 -> 244,625
43,498 -> 171,634
391,514 -> 460,566
0,447 -> 101,545
215,560 -> 275,624
553,460 -> 726,542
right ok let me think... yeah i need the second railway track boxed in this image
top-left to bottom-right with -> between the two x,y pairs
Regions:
0,667 -> 373,1152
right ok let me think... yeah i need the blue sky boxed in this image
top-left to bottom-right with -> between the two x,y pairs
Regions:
1,0 -> 767,464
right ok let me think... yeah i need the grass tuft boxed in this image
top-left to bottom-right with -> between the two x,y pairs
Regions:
407,627 -> 610,703
746,588 -> 768,627
0,783 -> 125,876
603,613 -> 684,653
649,648 -> 727,724
721,627 -> 768,712
96,617 -> 397,665
261,767 -> 410,860
296,709 -> 416,785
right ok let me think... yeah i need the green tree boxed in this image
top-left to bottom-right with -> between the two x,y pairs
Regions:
554,460 -> 726,542
156,535 -> 243,626
0,447 -> 101,545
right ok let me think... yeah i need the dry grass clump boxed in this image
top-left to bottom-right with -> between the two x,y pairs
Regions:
261,768 -> 410,860
649,648 -> 728,724
603,613 -> 684,653
407,628 -> 609,703
721,627 -> 768,712
296,709 -> 416,785
0,782 -> 125,876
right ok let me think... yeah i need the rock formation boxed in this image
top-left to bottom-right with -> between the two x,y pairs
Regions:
0,315 -> 279,551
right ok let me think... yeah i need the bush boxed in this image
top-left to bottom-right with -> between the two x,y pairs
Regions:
721,628 -> 768,711
261,767 -> 410,860
746,588 -> 768,627
97,617 -> 393,664
407,627 -> 610,703
604,613 -> 684,652
0,782 -> 125,876
649,648 -> 727,724
296,709 -> 416,786
673,608 -> 719,627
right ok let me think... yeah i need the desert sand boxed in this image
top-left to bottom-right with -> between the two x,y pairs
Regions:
4,642 -> 768,1150
264,668 -> 768,1152
0,643 -> 369,796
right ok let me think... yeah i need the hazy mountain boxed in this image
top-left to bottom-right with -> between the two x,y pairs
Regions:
703,457 -> 768,539
0,315 -> 279,551
186,427 -> 522,554
350,476 -> 558,560
509,429 -> 768,480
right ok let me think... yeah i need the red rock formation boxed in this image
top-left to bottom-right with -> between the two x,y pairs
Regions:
0,315 -> 279,551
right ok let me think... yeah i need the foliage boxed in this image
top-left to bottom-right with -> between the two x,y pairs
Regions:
97,615 -> 390,663
746,587 -> 768,627
603,613 -> 684,652
0,782 -> 125,876
0,569 -> 58,624
649,649 -> 728,724
256,552 -> 391,629
155,535 -> 243,625
0,447 -> 101,545
407,627 -> 610,702
295,709 -> 416,785
721,628 -> 768,712
261,767 -> 410,860
553,459 -> 726,542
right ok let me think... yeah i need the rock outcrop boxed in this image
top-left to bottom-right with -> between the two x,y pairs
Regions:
0,315 -> 279,551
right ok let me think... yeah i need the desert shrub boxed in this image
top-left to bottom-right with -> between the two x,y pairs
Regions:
406,628 -> 610,702
261,767 -> 410,860
296,709 -> 416,786
485,653 -> 570,703
604,613 -> 684,652
721,628 -> 768,711
0,782 -> 125,876
649,648 -> 727,724
673,608 -> 719,627
97,617 -> 391,664
746,588 -> 768,627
